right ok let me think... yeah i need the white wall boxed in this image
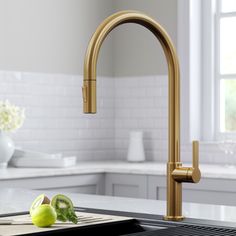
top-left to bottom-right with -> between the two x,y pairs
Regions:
113,0 -> 177,76
2,1 -> 227,165
0,0 -> 114,75
0,0 -> 179,162
114,75 -> 168,161
0,0 -> 178,77
111,0 -> 176,161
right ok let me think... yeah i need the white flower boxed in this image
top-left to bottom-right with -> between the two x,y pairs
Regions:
0,100 -> 25,132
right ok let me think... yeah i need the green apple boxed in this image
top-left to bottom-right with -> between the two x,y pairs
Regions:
31,204 -> 57,227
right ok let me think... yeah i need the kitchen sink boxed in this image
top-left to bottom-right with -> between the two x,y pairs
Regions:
1,208 -> 236,235
69,207 -> 236,236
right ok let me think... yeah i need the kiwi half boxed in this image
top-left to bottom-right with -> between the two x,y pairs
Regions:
30,194 -> 50,216
51,194 -> 78,224
51,194 -> 73,210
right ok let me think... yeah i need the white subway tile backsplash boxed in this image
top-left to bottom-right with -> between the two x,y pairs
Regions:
137,119 -> 155,129
0,71 -> 227,164
137,98 -> 155,108
131,108 -> 148,118
113,75 -> 227,164
0,71 -> 114,161
130,87 -> 146,98
114,75 -> 168,161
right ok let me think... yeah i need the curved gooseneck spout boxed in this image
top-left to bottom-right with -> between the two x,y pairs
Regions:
82,11 -> 201,221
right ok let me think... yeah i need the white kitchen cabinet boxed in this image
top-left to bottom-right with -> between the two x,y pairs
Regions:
0,174 -> 105,195
105,173 -> 148,199
147,175 -> 236,206
2,162 -> 236,206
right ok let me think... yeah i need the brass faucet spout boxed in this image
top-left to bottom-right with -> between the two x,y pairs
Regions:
82,10 -> 201,221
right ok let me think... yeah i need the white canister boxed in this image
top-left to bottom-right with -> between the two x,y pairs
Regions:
127,130 -> 145,162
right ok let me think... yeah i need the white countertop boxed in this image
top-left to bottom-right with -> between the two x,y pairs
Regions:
1,188 -> 236,224
1,161 -> 236,180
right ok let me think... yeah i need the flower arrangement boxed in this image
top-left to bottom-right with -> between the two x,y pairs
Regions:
0,100 -> 25,132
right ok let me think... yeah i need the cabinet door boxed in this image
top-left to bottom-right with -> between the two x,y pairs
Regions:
105,173 -> 147,199
0,174 -> 105,195
147,175 -> 166,200
148,175 -> 236,206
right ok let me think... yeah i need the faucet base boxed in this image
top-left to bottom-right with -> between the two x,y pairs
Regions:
163,215 -> 184,221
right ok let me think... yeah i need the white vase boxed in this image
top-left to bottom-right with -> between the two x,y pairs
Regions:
0,132 -> 15,168
127,130 -> 145,162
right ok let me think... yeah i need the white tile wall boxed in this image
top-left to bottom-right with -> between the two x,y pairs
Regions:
114,75 -> 231,165
181,142 -> 236,165
0,71 -> 115,161
114,75 -> 168,161
0,71 -> 229,164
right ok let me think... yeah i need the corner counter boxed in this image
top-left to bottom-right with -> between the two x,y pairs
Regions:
2,161 -> 236,179
1,161 -> 236,206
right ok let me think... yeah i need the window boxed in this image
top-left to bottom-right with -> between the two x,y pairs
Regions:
215,0 -> 236,133
201,0 -> 236,140
178,0 -> 236,141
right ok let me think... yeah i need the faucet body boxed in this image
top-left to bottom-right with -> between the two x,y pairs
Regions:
82,11 -> 201,221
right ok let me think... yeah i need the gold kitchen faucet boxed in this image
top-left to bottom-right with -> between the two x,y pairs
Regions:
82,11 -> 201,221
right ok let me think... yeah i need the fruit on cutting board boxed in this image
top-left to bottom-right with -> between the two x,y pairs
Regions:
30,193 -> 78,227
51,194 -> 78,224
31,204 -> 57,227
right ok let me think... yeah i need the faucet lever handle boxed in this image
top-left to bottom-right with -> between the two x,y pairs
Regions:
188,140 -> 201,183
172,140 -> 201,183
192,140 -> 199,169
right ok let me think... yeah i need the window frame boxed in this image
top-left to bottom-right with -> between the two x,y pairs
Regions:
178,0 -> 202,143
202,0 -> 216,141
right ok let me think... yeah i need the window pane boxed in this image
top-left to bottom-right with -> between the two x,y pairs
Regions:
220,79 -> 236,132
221,0 -> 236,12
220,17 -> 236,74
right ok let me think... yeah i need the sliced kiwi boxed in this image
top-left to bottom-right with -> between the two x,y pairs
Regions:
51,194 -> 73,210
51,194 -> 78,224
30,194 -> 50,216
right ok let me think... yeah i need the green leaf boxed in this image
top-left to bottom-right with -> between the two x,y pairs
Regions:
55,207 -> 78,224
57,214 -> 67,222
67,209 -> 78,224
